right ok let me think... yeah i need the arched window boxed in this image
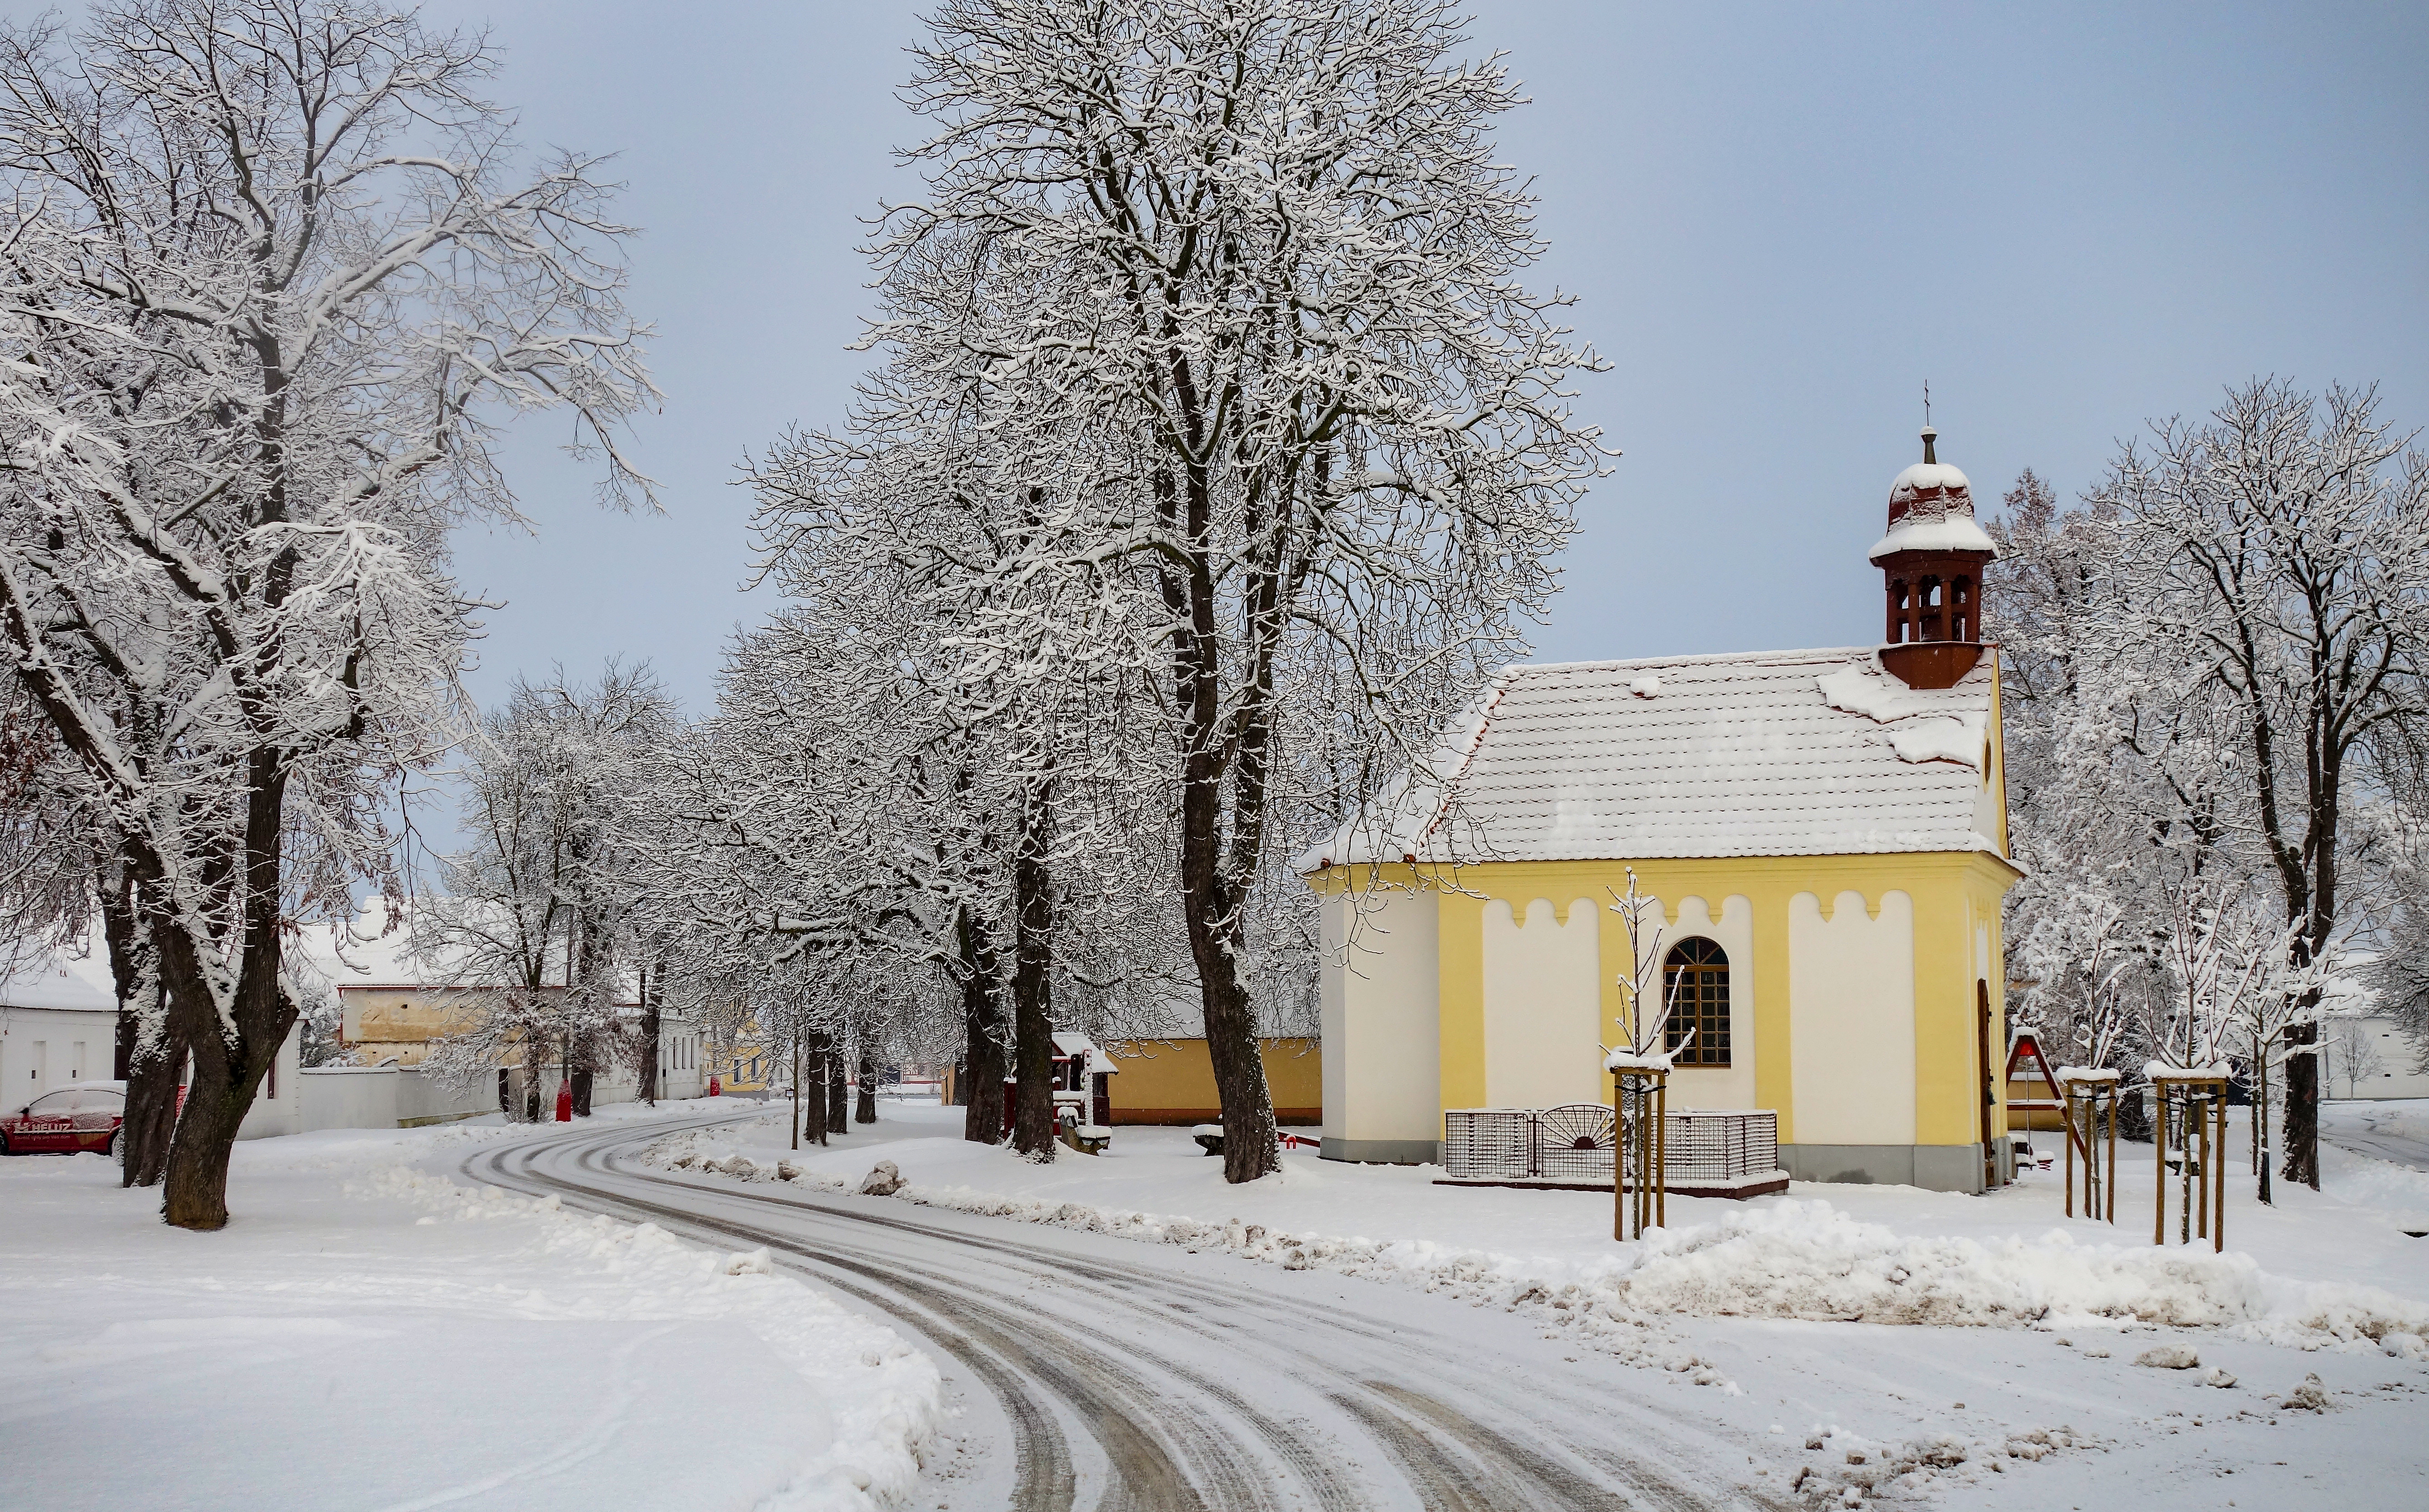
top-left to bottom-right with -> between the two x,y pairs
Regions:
1663,937 -> 1730,1066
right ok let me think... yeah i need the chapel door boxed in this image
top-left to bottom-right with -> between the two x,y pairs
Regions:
1977,981 -> 1997,1188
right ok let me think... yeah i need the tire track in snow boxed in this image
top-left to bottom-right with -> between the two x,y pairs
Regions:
459,1114 -> 1774,1512
462,1123 -> 1090,1511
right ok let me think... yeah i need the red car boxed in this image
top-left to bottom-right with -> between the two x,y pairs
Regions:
0,1080 -> 127,1159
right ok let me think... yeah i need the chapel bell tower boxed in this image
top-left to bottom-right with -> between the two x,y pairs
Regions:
1871,425 -> 1997,689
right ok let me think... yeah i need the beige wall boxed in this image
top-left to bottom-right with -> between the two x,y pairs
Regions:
341,988 -> 486,1067
1321,882 -> 1439,1147
1788,889 -> 1917,1145
1482,896 -> 1602,1109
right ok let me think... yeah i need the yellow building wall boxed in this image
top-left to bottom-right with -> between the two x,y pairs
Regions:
1103,1038 -> 1322,1124
715,1019 -> 773,1093
341,989 -> 500,1068
1421,851 -> 2017,1154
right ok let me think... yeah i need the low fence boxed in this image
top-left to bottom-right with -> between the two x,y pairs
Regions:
1444,1105 -> 1780,1186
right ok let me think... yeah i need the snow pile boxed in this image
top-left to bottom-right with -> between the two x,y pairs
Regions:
365,1164 -> 944,1510
1887,714 -> 1986,767
1788,1422 -> 2089,1507
1818,662 -> 1986,768
648,1134 -> 2429,1368
1596,1200 -> 2270,1329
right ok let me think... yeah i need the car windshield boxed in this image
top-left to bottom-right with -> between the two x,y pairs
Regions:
25,1091 -> 71,1114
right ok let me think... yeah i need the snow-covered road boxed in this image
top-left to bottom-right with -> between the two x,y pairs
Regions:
459,1111 -> 1779,1512
2320,1102 -> 2429,1174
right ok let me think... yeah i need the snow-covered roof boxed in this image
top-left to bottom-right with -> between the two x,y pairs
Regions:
1870,458 -> 1997,561
292,907 -> 637,1003
1052,1031 -> 1117,1075
1869,515 -> 1997,560
1302,645 -> 2011,869
0,948 -> 118,1013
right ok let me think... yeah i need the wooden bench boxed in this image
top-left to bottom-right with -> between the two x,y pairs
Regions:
1061,1121 -> 1112,1156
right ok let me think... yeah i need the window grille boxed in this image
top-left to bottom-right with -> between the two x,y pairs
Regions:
1663,937 -> 1730,1066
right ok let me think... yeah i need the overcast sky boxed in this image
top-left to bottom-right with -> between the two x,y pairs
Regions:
411,0 -> 2429,713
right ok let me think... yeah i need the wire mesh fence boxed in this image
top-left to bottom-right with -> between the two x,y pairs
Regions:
1444,1106 -> 1779,1184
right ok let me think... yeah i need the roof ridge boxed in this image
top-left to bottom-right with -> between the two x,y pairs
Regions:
1510,645 -> 1878,675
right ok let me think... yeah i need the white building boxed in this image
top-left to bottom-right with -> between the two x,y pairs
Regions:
0,949 -> 117,1106
2,945 -> 302,1138
2325,1015 -> 2429,1101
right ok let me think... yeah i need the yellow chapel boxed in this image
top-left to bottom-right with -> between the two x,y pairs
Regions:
1301,428 -> 2022,1193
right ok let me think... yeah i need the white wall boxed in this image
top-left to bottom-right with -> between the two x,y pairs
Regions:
1322,882 -> 1440,1147
1482,897 -> 1603,1109
235,1023 -> 304,1139
300,1063 -> 489,1132
0,1005 -> 116,1110
658,1021 -> 704,1100
1664,894 -> 1758,1112
2326,1015 -> 2429,1101
1789,889 -> 1917,1145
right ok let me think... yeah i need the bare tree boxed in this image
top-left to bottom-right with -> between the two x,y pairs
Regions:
2326,1019 -> 2385,1099
0,1 -> 652,1225
2097,381 -> 2429,1189
759,0 -> 1603,1183
416,665 -> 674,1116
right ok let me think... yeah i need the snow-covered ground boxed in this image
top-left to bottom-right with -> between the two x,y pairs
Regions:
653,1095 -> 2429,1507
0,1098 -> 940,1512
668,1098 -> 2429,1347
9,1093 -> 2427,1510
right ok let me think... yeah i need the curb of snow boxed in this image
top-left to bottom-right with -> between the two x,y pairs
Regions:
647,1129 -> 2429,1506
645,1130 -> 2429,1368
358,1164 -> 944,1512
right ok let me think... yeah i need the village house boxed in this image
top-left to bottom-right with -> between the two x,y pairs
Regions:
311,919 -> 705,1117
1302,429 -> 2022,1192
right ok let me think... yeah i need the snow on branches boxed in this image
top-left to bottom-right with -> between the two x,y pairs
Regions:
751,0 -> 1606,1181
0,1 -> 653,1225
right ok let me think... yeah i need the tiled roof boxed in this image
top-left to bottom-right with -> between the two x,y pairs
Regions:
1305,646 -> 2009,867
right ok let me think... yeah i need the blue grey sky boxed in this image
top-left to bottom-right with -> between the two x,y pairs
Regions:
425,0 -> 2429,712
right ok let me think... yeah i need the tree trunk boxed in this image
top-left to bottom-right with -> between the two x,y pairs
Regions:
826,1050 -> 849,1134
1177,758 -> 1278,1182
2253,1051 -> 2273,1205
122,1021 -> 182,1189
1165,454 -> 1280,1184
157,765 -> 294,1231
791,1035 -> 801,1150
637,962 -> 660,1107
856,1050 -> 878,1124
100,854 -> 180,1186
156,940 -> 289,1230
1010,781 -> 1058,1161
802,1034 -> 830,1145
2280,1019 -> 2319,1190
570,1065 -> 594,1118
957,907 -> 1008,1144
